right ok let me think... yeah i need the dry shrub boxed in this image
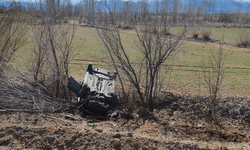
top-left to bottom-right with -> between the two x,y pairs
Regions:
160,93 -> 250,126
200,27 -> 212,41
122,25 -> 133,30
28,22 -> 76,100
200,43 -> 231,121
236,31 -> 250,48
0,4 -> 77,113
0,65 -> 72,113
152,26 -> 172,36
117,87 -> 137,114
0,9 -> 27,70
191,28 -> 199,39
164,26 -> 172,36
119,22 -> 133,30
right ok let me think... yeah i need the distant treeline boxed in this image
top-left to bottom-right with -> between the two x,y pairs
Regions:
1,0 -> 250,26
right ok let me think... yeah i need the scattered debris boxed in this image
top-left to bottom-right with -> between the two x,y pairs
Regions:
113,133 -> 121,138
64,115 -> 78,121
87,122 -> 95,127
127,133 -> 133,137
136,107 -> 146,119
112,139 -> 121,149
94,127 -> 103,132
108,110 -> 119,118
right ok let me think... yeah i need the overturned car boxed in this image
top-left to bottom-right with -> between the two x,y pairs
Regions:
68,63 -> 117,116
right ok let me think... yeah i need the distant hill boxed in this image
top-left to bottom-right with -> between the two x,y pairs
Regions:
203,0 -> 249,12
148,0 -> 250,13
1,0 -> 250,13
146,0 -> 250,13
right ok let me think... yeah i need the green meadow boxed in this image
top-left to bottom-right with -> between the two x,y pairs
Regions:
16,25 -> 250,97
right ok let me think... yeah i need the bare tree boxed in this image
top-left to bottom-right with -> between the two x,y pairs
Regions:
202,0 -> 208,22
160,0 -> 170,24
28,1 -> 76,100
219,12 -> 232,24
138,0 -> 149,24
121,1 -> 135,27
82,0 -> 96,25
0,2 -> 27,71
172,0 -> 179,24
207,0 -> 215,22
243,4 -> 250,27
0,0 -> 76,113
187,0 -> 197,24
237,0 -> 242,24
201,42 -> 231,119
64,0 -> 73,21
96,6 -> 187,113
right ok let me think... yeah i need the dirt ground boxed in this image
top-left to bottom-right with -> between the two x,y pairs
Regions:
0,93 -> 250,150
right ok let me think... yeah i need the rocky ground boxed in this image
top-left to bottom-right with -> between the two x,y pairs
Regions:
0,94 -> 250,150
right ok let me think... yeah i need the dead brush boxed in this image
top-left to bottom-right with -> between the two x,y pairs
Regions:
236,31 -> 250,48
191,28 -> 200,39
0,54 -> 74,113
121,88 -> 138,115
200,27 -> 212,41
164,26 -> 172,36
0,73 -> 71,113
200,42 -> 231,123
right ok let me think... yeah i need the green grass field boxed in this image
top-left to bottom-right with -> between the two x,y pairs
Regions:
183,27 -> 250,44
16,25 -> 250,97
211,28 -> 250,43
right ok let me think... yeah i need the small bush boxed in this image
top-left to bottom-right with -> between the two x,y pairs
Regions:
151,27 -> 172,35
165,27 -> 172,36
152,29 -> 158,34
236,31 -> 250,48
117,24 -> 121,28
200,28 -> 212,41
122,25 -> 132,30
191,28 -> 200,39
193,33 -> 199,39
165,32 -> 171,36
